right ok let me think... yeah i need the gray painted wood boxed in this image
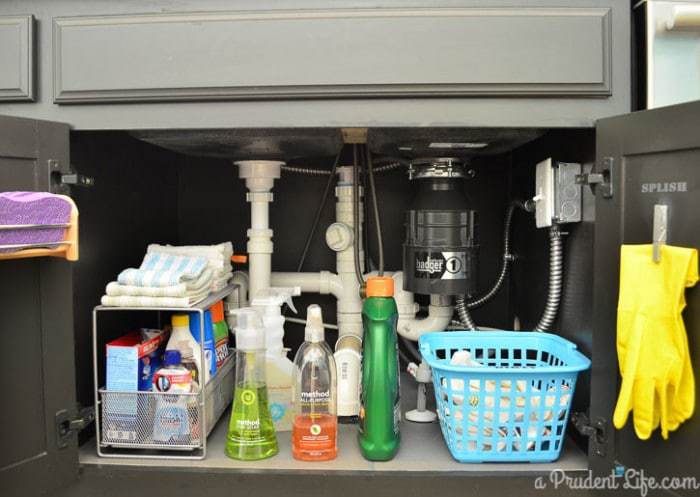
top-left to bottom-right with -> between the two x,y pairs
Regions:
53,8 -> 612,103
0,0 -> 630,129
0,114 -> 78,497
0,16 -> 34,101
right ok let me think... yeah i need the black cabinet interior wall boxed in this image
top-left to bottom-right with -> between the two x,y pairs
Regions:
69,128 -> 596,455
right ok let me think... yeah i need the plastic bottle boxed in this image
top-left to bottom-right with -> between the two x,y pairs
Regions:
179,345 -> 201,389
210,301 -> 230,369
152,350 -> 199,444
153,350 -> 193,393
225,308 -> 278,460
166,314 -> 203,385
251,286 -> 301,431
189,310 -> 216,382
292,305 -> 338,461
358,277 -> 401,461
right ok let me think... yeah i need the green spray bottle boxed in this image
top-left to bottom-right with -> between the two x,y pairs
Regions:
358,276 -> 401,461
225,308 -> 278,460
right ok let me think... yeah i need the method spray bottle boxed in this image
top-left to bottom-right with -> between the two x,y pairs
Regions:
291,305 -> 338,461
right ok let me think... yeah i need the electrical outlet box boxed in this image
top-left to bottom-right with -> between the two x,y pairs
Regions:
534,158 -> 582,228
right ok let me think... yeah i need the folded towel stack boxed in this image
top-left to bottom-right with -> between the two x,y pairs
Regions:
100,243 -> 234,308
147,243 -> 233,292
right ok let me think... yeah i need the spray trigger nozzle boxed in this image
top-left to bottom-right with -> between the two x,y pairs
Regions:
285,295 -> 298,314
251,286 -> 301,314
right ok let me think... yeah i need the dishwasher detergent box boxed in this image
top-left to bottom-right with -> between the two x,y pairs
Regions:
103,330 -> 167,443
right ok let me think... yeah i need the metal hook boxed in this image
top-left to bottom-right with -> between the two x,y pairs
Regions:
652,204 -> 668,263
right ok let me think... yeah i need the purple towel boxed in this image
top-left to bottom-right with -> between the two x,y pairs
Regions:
0,192 -> 72,252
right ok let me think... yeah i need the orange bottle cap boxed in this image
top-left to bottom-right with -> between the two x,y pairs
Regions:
210,300 -> 225,322
231,254 -> 248,264
366,276 -> 394,297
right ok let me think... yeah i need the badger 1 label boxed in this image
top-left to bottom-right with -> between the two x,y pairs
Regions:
414,251 -> 467,280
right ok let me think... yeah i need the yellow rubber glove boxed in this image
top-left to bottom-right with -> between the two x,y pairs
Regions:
669,252 -> 698,429
613,244 -> 698,440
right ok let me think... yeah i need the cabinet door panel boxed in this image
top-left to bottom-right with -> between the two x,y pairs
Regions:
0,15 -> 34,101
592,102 -> 700,488
0,114 -> 77,497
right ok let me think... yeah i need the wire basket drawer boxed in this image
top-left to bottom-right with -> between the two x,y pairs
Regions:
98,354 -> 234,453
100,390 -> 201,449
419,331 -> 591,463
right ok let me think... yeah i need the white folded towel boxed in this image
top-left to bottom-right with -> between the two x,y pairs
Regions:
106,269 -> 212,298
118,252 -> 208,287
211,270 -> 233,292
101,290 -> 210,308
147,243 -> 233,273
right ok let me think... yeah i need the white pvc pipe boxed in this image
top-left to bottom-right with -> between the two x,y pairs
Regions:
333,180 -> 363,341
248,250 -> 271,300
236,160 -> 281,299
398,301 -> 454,341
250,198 -> 269,230
247,195 -> 273,298
284,316 -> 338,330
230,271 -> 249,307
394,272 -> 454,341
271,271 -> 341,297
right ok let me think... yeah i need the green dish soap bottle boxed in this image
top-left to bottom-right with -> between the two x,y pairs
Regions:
358,276 -> 401,461
225,308 -> 278,460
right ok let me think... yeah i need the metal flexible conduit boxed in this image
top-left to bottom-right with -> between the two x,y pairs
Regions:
373,161 -> 404,173
455,304 -> 478,330
534,226 -> 565,332
281,160 -> 404,176
281,165 -> 332,176
454,201 -> 520,324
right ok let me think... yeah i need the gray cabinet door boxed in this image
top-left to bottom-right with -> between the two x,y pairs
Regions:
591,101 -> 700,488
0,115 -> 78,496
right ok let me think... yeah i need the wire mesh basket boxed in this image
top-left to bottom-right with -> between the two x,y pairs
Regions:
419,331 -> 591,463
97,354 -> 234,457
100,390 -> 202,449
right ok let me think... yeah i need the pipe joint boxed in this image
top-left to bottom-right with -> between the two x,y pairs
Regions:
246,191 -> 274,203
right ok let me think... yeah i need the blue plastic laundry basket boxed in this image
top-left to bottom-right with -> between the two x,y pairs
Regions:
419,331 -> 591,463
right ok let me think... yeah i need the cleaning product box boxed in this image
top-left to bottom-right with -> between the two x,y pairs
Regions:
103,329 -> 167,443
106,330 -> 167,391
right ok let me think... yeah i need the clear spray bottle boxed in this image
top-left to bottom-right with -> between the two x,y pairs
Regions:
291,305 -> 338,461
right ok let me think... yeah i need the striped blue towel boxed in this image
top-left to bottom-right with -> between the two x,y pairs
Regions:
117,252 -> 208,287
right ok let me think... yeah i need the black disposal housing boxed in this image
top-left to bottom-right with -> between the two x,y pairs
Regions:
403,175 -> 478,296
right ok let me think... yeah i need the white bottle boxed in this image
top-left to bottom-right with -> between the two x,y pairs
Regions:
251,286 -> 301,432
153,350 -> 193,394
152,350 -> 199,444
166,314 -> 203,385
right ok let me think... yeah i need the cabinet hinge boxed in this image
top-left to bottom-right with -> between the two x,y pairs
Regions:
575,156 -> 614,199
571,411 -> 608,457
48,159 -> 95,195
55,405 -> 95,449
